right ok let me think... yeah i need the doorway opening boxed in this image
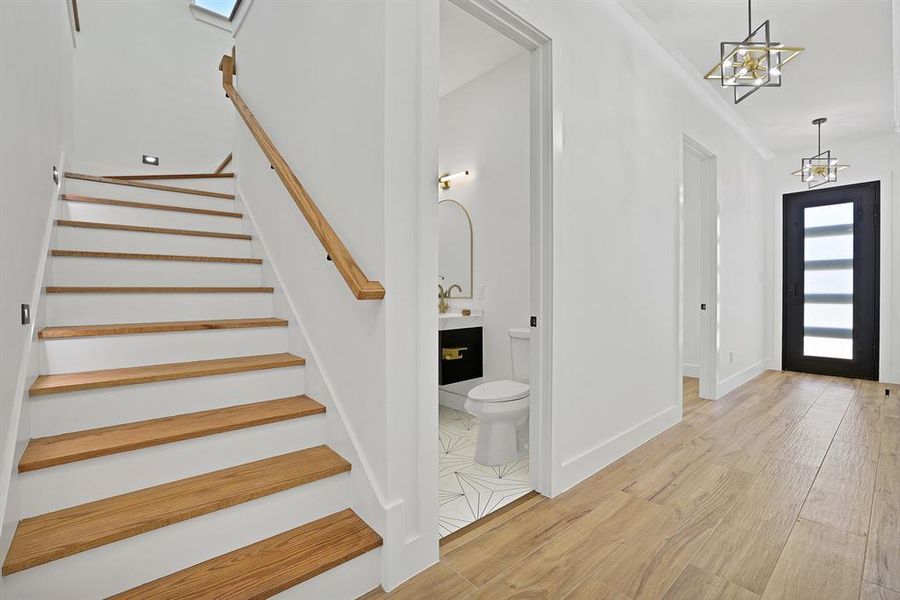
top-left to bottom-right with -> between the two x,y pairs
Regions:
782,181 -> 880,380
435,0 -> 552,539
680,136 -> 719,408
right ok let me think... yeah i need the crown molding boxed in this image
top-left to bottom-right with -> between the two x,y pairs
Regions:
616,0 -> 774,160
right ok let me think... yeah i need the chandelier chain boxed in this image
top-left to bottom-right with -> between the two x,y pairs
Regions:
747,0 -> 752,37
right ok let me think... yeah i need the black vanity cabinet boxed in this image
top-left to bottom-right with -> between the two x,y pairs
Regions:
439,326 -> 483,385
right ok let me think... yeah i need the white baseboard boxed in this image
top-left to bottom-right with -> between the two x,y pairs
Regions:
682,364 -> 699,378
556,404 -> 681,496
879,370 -> 900,384
716,359 -> 768,398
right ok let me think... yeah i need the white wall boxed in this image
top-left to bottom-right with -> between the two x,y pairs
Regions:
70,0 -> 233,173
487,0 -> 770,493
232,0 -> 438,590
440,51 -> 531,383
682,149 -> 701,374
767,132 -> 900,382
0,0 -> 74,557
228,0 -> 774,590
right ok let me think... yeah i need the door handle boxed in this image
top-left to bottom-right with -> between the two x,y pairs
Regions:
442,347 -> 468,361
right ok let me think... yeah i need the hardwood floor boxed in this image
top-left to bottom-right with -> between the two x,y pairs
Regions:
682,376 -> 707,415
362,371 -> 900,599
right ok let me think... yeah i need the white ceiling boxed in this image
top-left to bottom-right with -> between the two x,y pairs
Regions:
439,1 -> 526,97
629,0 -> 896,154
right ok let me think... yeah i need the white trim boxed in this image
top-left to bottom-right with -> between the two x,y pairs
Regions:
189,2 -> 235,32
681,135 -> 720,400
446,0 -> 555,497
557,405 -> 681,494
716,360 -> 768,398
0,150 -> 67,552
616,0 -> 773,160
230,0 -> 256,37
683,364 -> 700,378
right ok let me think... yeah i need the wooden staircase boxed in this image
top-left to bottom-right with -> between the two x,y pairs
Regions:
1,170 -> 382,598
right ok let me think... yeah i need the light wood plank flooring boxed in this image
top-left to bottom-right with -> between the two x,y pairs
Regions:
362,371 -> 900,599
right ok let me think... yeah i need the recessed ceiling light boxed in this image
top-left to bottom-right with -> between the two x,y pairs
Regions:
142,154 -> 159,166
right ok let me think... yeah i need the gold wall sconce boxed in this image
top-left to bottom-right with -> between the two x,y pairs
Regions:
438,170 -> 470,189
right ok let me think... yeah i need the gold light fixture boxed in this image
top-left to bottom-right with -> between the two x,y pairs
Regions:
438,170 -> 470,190
791,118 -> 850,188
704,0 -> 804,104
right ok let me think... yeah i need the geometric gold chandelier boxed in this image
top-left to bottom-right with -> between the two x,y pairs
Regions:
704,0 -> 804,104
791,118 -> 850,189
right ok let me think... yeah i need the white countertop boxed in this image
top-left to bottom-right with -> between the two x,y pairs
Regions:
438,310 -> 483,331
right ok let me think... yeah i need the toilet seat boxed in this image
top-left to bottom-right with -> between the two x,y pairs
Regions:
468,380 -> 529,403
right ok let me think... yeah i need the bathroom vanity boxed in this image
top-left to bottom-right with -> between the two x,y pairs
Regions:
439,325 -> 483,385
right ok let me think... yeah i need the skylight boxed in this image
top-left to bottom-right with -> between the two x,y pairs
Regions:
194,0 -> 240,20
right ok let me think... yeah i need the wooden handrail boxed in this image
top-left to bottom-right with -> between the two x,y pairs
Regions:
218,53 -> 384,300
214,153 -> 232,174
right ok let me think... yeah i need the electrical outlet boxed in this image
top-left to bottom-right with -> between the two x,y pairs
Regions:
21,304 -> 30,325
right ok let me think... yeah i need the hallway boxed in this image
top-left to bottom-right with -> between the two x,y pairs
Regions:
364,370 -> 900,599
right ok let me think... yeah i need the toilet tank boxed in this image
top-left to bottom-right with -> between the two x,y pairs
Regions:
508,328 -> 531,384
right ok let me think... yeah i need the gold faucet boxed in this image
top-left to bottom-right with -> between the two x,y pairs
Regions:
437,284 -> 462,314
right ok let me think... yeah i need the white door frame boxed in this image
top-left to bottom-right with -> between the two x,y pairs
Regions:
447,0 -> 554,495
680,135 -> 719,401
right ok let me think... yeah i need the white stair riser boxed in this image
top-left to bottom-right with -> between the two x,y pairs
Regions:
59,202 -> 245,234
29,366 -> 306,436
19,416 -> 328,516
275,549 -> 381,600
56,225 -> 253,257
89,177 -> 238,194
0,474 -> 353,600
64,180 -> 237,211
46,292 -> 273,324
41,327 -> 287,372
50,257 -> 262,287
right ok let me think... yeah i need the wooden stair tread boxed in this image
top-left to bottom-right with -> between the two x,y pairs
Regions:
110,509 -> 382,600
103,173 -> 235,180
39,318 -> 287,339
64,173 -> 235,200
51,250 -> 261,264
28,353 -> 304,396
1,446 -> 350,575
19,396 -> 325,472
46,286 -> 274,294
61,194 -> 242,218
56,219 -> 251,240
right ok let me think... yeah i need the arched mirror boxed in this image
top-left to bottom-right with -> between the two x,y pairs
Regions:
438,199 -> 473,298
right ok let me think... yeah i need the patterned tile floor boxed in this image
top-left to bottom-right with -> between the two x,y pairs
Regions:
438,405 -> 531,537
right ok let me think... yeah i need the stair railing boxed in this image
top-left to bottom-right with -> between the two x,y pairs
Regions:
219,52 -> 385,300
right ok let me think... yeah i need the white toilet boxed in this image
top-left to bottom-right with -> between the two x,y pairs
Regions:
465,328 -> 530,466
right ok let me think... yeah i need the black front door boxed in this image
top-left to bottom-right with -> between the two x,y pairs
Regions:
783,181 -> 879,380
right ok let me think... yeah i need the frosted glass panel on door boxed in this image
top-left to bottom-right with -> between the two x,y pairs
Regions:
803,202 -> 854,360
